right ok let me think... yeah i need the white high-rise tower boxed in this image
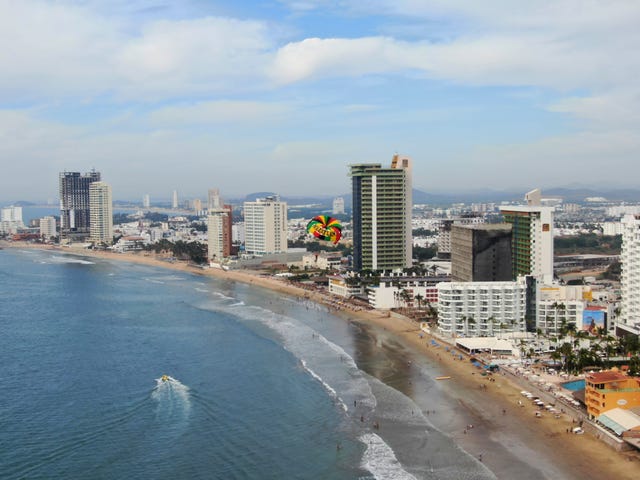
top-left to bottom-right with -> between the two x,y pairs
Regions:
89,182 -> 113,245
243,196 -> 288,255
620,214 -> 640,334
172,190 -> 179,209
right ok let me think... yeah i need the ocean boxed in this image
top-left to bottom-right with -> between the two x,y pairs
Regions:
0,248 -> 494,480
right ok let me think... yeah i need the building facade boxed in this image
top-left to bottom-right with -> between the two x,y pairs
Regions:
437,279 -> 528,337
59,170 -> 101,241
367,273 -> 444,310
536,284 -> 594,336
450,224 -> 512,282
243,196 -> 288,255
499,189 -> 554,283
585,370 -> 640,419
40,216 -> 57,240
620,214 -> 640,334
332,197 -> 345,215
437,215 -> 485,259
350,154 -> 412,271
208,205 -> 233,262
89,181 -> 113,245
0,206 -> 24,234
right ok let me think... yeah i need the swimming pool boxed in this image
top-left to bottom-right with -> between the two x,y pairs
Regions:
562,379 -> 585,391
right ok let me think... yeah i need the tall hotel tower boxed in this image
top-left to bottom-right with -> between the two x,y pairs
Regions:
619,214 -> 640,335
499,189 -> 554,283
243,196 -> 287,255
59,170 -> 101,241
207,189 -> 233,262
89,182 -> 113,245
349,154 -> 413,271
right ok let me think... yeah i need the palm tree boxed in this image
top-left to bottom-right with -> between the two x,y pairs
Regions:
415,293 -> 424,311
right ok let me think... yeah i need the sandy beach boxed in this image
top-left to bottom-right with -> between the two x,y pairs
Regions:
4,242 -> 640,479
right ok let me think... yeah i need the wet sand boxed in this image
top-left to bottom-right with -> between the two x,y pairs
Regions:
4,242 -> 640,479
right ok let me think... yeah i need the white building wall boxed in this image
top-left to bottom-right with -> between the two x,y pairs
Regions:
332,197 -> 345,215
328,277 -> 364,298
1,206 -> 23,223
601,222 -> 624,236
40,216 -> 57,239
89,182 -> 113,245
437,280 -> 527,337
368,282 -> 439,310
208,211 -> 225,261
620,215 -> 640,331
244,198 -> 287,255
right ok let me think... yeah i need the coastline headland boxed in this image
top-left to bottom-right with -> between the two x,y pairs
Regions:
3,241 -> 640,479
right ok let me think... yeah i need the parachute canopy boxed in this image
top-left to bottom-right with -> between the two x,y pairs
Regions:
306,215 -> 342,244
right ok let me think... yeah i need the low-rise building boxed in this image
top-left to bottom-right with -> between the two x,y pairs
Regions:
367,273 -> 445,310
585,370 -> 640,419
302,252 -> 343,271
328,275 -> 365,298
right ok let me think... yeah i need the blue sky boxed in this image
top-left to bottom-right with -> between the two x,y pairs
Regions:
1,0 -> 639,202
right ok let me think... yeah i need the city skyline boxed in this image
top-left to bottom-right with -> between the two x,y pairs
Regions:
1,1 -> 640,202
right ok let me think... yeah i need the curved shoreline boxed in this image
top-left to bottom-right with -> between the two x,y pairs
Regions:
3,242 -> 639,479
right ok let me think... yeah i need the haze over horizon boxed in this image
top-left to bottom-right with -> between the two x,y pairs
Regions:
1,1 -> 639,202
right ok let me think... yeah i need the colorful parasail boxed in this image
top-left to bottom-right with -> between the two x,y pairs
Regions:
306,215 -> 342,244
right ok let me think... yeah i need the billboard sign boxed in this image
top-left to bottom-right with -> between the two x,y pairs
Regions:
582,309 -> 606,334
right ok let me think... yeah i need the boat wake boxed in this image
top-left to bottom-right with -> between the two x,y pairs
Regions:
151,376 -> 191,418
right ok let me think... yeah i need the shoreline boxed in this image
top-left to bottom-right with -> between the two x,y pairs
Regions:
3,242 -> 640,479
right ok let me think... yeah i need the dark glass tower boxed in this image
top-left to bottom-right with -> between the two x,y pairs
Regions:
59,170 -> 101,241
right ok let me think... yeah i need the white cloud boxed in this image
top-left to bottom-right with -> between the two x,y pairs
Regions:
114,17 -> 273,98
149,100 -> 292,125
0,1 -> 274,100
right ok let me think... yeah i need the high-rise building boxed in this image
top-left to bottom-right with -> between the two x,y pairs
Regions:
172,190 -> 179,209
620,214 -> 640,334
208,205 -> 233,262
243,196 -> 287,255
499,189 -> 554,283
208,189 -> 221,211
40,216 -> 57,240
0,206 -> 24,234
89,181 -> 113,245
332,197 -> 345,215
437,214 -> 485,259
143,194 -> 150,208
59,170 -> 101,241
349,154 -> 412,271
207,189 -> 233,262
451,224 -> 512,282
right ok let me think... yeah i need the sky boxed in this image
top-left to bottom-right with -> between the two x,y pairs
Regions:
1,0 -> 640,203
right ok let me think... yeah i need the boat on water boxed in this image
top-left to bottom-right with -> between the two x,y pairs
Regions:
161,375 -> 169,382
436,376 -> 451,380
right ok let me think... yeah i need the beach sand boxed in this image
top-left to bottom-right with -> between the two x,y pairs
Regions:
4,242 -> 640,479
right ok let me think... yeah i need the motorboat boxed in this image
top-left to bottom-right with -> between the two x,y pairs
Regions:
161,375 -> 169,382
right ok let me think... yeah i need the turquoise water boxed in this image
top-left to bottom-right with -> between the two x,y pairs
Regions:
561,380 -> 586,391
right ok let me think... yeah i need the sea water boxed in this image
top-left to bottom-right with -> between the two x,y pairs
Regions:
0,248 -> 493,480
